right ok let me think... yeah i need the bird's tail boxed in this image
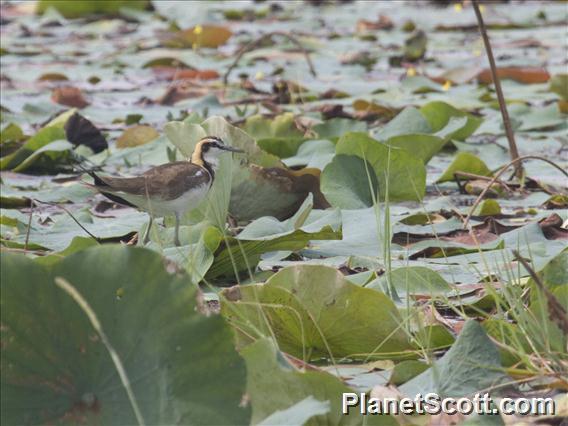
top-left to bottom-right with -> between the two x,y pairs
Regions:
75,163 -> 136,208
74,163 -> 108,187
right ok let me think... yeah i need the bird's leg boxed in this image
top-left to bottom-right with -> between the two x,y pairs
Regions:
142,216 -> 153,245
174,212 -> 181,246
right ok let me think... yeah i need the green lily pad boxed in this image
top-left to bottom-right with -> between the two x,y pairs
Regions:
1,246 -> 249,425
282,139 -> 336,170
242,338 -> 361,425
243,113 -> 305,160
388,360 -> 429,386
401,320 -> 509,398
243,113 -> 304,141
473,199 -> 501,216
322,132 -> 426,206
436,152 -> 492,183
313,118 -> 367,140
221,264 -> 413,360
0,126 -> 67,171
321,155 -> 380,209
1,123 -> 25,144
528,250 -> 567,353
374,107 -> 432,140
12,140 -> 74,173
206,195 -> 341,281
385,134 -> 447,164
367,266 -> 454,297
482,319 -> 532,367
419,101 -> 482,141
257,397 -> 330,426
37,0 -> 151,18
549,74 -> 568,100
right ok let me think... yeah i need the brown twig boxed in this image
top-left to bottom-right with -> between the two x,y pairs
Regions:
24,200 -> 34,251
223,31 -> 317,87
33,199 -> 101,243
462,155 -> 568,229
472,0 -> 522,178
453,171 -> 514,194
512,250 -> 568,335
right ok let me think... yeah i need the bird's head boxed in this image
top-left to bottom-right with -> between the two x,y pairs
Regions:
191,136 -> 244,170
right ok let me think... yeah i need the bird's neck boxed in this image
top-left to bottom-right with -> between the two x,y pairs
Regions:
201,159 -> 215,180
191,149 -> 216,179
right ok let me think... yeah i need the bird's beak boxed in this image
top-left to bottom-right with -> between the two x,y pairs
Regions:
221,145 -> 244,153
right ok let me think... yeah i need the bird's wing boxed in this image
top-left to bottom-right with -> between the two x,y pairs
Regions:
92,162 -> 211,201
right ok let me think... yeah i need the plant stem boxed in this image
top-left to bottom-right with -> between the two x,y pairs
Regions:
462,155 -> 568,229
512,251 -> 568,335
472,0 -> 522,178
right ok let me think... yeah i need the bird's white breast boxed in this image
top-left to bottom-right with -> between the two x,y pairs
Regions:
118,182 -> 211,217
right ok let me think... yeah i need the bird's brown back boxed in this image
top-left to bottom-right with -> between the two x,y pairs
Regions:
95,162 -> 211,201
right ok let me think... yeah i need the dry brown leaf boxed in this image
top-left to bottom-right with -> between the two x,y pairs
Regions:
168,25 -> 232,48
155,85 -> 210,105
116,125 -> 159,149
353,99 -> 396,120
356,14 -> 394,32
477,67 -> 550,84
152,67 -> 220,81
538,213 -> 568,240
37,73 -> 69,82
51,86 -> 89,108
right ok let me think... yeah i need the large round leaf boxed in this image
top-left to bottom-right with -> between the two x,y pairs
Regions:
320,155 -> 379,209
321,132 -> 426,207
221,265 -> 413,360
1,246 -> 249,425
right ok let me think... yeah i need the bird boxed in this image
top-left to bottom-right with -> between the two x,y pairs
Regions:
86,136 -> 243,246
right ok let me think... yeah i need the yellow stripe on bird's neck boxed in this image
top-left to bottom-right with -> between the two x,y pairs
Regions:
191,140 -> 206,167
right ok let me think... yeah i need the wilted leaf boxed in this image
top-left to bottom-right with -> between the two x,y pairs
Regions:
152,67 -> 220,81
64,112 -> 108,153
116,125 -> 160,148
51,86 -> 89,108
477,67 -> 550,85
37,72 -> 69,82
356,15 -> 393,32
352,100 -> 396,120
165,25 -> 232,48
